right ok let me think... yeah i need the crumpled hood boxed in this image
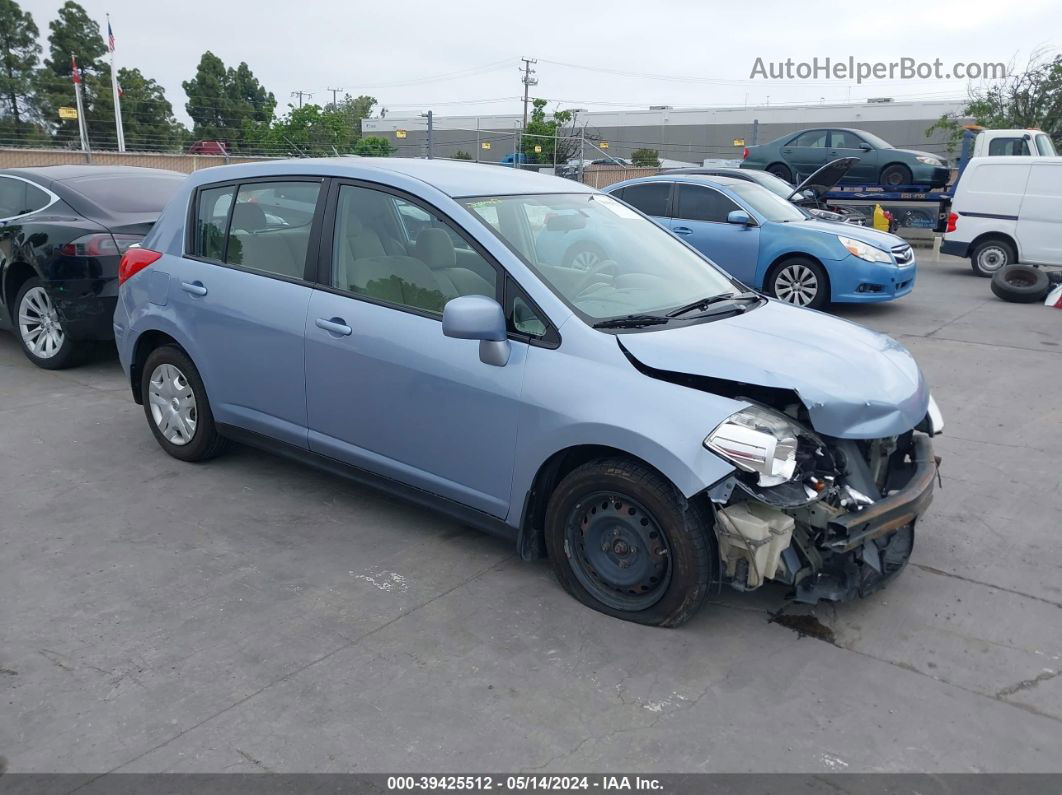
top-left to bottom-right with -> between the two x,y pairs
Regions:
620,300 -> 929,439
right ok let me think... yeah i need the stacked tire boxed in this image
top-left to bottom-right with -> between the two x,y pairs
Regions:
989,264 -> 1056,303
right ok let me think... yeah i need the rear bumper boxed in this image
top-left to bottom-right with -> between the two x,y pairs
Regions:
940,238 -> 969,258
47,278 -> 119,341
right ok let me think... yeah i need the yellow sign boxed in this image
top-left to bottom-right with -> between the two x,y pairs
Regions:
534,144 -> 542,153
58,106 -> 78,120
733,138 -> 745,146
481,141 -> 491,150
395,129 -> 407,139
599,141 -> 609,149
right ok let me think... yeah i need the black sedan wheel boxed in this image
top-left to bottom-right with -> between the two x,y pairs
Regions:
544,458 -> 714,627
14,278 -> 80,370
766,163 -> 793,182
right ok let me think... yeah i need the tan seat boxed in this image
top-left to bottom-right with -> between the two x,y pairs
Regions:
414,228 -> 494,298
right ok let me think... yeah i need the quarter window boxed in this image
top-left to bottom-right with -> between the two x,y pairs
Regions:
192,185 -> 234,261
0,177 -> 51,218
331,184 -> 497,316
619,182 -> 669,217
674,185 -> 740,223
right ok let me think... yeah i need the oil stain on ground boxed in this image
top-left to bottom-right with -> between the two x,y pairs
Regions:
769,611 -> 837,644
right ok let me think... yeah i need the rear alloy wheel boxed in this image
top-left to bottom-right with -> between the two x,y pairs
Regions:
544,458 -> 714,627
971,238 -> 1016,277
14,278 -> 79,370
766,163 -> 793,182
141,345 -> 226,462
769,258 -> 829,309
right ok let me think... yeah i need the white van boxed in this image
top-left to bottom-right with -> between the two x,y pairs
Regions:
942,156 -> 1062,275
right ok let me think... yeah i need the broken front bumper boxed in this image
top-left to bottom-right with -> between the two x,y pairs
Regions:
793,435 -> 939,604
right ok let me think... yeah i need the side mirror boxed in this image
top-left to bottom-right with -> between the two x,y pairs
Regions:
442,295 -> 510,366
727,210 -> 753,226
859,142 -> 872,151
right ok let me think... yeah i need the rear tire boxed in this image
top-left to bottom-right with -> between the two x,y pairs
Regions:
990,264 -> 1050,303
140,345 -> 227,462
766,163 -> 793,182
13,278 -> 82,370
544,458 -> 714,627
970,237 -> 1016,277
767,257 -> 830,310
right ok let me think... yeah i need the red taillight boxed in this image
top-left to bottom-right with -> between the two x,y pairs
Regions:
742,147 -> 749,160
59,233 -> 144,257
118,248 -> 162,285
946,212 -> 958,233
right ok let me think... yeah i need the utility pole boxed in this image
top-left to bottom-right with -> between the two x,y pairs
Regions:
520,57 -> 537,129
327,87 -> 343,109
421,110 -> 433,159
291,90 -> 313,108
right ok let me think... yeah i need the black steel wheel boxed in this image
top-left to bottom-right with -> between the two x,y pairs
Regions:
544,458 -> 715,627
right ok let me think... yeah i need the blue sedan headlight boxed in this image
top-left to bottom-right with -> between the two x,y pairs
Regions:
838,235 -> 892,264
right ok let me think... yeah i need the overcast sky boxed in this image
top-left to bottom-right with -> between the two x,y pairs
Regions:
25,0 -> 1059,126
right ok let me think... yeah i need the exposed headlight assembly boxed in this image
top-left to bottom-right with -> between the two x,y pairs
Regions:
704,406 -> 805,487
838,235 -> 893,264
915,156 -> 943,166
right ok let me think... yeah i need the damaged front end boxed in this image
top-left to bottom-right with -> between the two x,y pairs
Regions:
705,400 -> 942,604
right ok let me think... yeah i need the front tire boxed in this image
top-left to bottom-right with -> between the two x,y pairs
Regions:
544,458 -> 715,627
14,278 -> 81,370
970,237 -> 1016,277
140,345 -> 226,462
767,258 -> 829,309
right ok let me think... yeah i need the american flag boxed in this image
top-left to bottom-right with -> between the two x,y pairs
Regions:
107,19 -> 115,52
70,54 -> 80,84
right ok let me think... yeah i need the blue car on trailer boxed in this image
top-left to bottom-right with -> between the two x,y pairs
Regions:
602,174 -> 917,309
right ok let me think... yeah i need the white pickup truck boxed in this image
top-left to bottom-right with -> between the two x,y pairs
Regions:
969,129 -> 1057,158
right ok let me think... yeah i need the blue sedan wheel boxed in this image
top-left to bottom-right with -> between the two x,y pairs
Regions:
768,258 -> 829,310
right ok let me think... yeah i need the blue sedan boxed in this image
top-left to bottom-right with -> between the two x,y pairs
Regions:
600,174 -> 916,309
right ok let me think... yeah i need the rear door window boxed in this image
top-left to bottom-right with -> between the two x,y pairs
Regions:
788,130 -> 828,148
224,181 -> 321,279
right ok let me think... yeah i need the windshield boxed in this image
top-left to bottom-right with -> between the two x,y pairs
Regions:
460,193 -> 738,321
726,182 -> 806,223
856,130 -> 893,149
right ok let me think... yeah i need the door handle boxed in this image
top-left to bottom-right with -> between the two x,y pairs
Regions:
782,148 -> 793,153
672,226 -> 693,235
315,317 -> 352,336
180,281 -> 207,296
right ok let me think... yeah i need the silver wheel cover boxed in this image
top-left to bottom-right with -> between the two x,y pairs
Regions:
774,264 -> 820,306
148,363 -> 198,446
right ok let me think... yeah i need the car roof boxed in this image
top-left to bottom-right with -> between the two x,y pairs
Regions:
611,173 -> 746,189
184,157 -> 595,198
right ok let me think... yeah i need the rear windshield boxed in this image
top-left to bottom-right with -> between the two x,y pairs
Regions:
64,173 -> 186,213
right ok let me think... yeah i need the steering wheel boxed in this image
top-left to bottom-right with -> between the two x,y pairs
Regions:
572,258 -> 620,300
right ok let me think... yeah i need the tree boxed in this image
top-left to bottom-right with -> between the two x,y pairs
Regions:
251,103 -> 355,156
0,0 -> 41,137
330,93 -> 377,137
36,1 -> 107,145
927,52 -> 1062,153
519,98 -> 589,165
352,136 -> 395,157
452,150 -> 472,160
631,148 -> 661,167
94,67 -> 186,151
183,51 -> 276,148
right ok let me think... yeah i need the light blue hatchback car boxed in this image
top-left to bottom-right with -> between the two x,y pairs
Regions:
115,158 -> 942,626
601,174 -> 917,309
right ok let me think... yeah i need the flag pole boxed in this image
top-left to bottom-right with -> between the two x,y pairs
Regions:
71,55 -> 91,154
107,14 -> 126,152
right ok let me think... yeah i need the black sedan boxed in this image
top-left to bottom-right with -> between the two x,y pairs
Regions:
0,165 -> 185,369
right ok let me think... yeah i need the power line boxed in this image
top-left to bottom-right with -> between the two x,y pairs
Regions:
290,90 -> 313,107
327,87 -> 343,107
